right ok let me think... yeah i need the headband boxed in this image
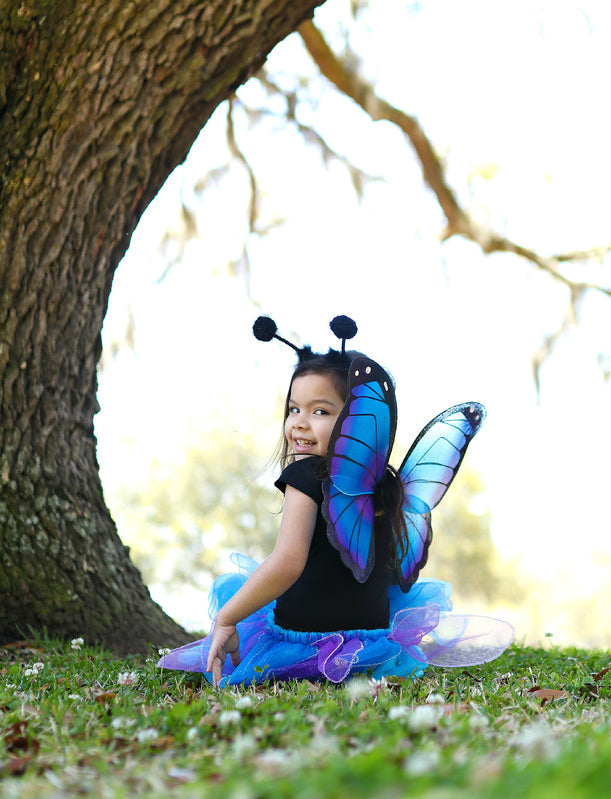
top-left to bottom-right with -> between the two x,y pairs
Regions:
252,315 -> 358,362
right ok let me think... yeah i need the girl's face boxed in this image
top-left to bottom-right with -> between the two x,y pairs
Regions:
284,372 -> 345,458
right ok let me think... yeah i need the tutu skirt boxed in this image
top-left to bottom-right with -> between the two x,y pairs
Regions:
157,554 -> 514,687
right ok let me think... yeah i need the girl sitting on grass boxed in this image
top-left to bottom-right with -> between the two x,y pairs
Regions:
158,315 -> 513,686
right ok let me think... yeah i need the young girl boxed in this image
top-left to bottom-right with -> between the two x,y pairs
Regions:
158,316 -> 513,687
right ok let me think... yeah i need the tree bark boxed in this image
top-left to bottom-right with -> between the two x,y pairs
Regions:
0,0 -> 323,652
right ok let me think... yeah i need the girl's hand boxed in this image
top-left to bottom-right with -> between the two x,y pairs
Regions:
206,622 -> 241,687
203,487 -> 316,686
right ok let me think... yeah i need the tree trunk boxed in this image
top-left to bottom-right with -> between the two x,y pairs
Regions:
0,0 -> 323,652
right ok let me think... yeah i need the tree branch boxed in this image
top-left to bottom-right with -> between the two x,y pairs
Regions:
298,19 -> 611,301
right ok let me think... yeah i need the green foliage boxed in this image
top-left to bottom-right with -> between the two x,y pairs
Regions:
1,636 -> 609,797
422,469 -> 524,607
108,430 -> 279,593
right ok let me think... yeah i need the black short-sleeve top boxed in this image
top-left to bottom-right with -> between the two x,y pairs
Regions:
273,456 -> 391,632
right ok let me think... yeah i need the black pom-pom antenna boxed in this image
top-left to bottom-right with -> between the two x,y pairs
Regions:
252,316 -> 301,353
252,315 -> 358,359
329,315 -> 358,354
252,316 -> 278,342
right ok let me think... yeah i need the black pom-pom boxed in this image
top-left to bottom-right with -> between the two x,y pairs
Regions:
253,316 -> 277,342
330,315 -> 358,341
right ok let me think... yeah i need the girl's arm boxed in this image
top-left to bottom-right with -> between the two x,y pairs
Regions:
206,485 -> 317,685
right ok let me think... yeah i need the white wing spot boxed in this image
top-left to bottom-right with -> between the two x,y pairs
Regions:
354,369 -> 360,377
384,381 -> 388,391
366,366 -> 372,374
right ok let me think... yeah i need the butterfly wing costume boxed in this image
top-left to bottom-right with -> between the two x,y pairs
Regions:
158,319 -> 514,685
322,356 -> 486,593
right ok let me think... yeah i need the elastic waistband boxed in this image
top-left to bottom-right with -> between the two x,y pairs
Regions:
267,611 -> 390,644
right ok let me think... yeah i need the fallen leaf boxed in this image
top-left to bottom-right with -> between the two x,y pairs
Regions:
94,691 -> 117,704
2,721 -> 34,753
592,665 -> 610,682
151,735 -> 175,750
527,688 -> 567,705
7,754 -> 32,776
440,702 -> 470,715
2,641 -> 42,651
579,683 -> 599,702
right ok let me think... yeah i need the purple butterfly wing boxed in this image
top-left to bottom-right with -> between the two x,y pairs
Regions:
322,357 -> 397,582
396,403 -> 486,591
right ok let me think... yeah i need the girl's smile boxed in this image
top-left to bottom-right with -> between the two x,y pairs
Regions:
285,373 -> 345,458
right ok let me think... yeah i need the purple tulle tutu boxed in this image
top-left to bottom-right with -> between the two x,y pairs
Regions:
157,554 -> 514,686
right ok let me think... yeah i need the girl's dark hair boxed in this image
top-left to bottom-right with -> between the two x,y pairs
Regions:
278,351 -> 410,575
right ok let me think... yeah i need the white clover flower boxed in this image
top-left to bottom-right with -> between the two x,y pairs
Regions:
310,733 -> 338,758
112,717 -> 136,731
407,704 -> 442,733
158,648 -> 171,656
68,694 -> 83,701
346,676 -> 388,703
404,749 -> 440,776
345,677 -> 371,703
273,712 -> 285,722
514,723 -> 560,761
71,638 -> 84,650
469,712 -> 489,733
219,710 -> 241,725
232,733 -> 257,757
23,662 -> 44,676
137,728 -> 159,743
256,749 -> 294,771
368,676 -> 388,697
187,727 -> 199,742
426,693 -> 445,705
388,705 -> 411,720
117,671 -> 138,687
235,695 -> 253,709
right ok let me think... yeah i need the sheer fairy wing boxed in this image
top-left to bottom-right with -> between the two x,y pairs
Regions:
395,403 -> 486,591
322,356 -> 397,582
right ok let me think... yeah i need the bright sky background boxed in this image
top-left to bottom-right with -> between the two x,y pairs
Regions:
96,0 -> 611,645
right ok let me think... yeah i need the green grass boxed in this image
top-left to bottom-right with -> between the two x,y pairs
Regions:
1,636 -> 609,797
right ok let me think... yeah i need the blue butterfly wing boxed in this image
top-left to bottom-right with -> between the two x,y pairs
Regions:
397,510 -> 433,592
322,357 -> 397,582
322,479 -> 376,580
395,402 -> 486,590
399,403 -> 486,513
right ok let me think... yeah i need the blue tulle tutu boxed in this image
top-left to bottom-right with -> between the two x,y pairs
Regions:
157,554 -> 514,686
